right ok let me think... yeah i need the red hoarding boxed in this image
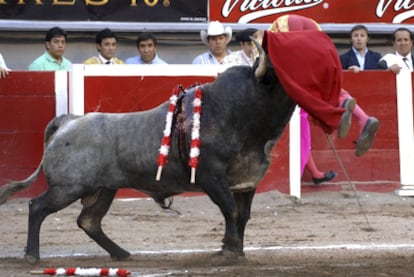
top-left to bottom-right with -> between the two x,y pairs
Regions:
209,0 -> 414,24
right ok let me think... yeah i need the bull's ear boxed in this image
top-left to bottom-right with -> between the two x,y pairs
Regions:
250,36 -> 266,80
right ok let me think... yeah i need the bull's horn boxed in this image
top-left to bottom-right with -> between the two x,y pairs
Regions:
251,36 -> 266,80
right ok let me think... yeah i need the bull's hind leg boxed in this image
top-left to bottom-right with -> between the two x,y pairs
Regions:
77,188 -> 130,261
25,193 -> 77,264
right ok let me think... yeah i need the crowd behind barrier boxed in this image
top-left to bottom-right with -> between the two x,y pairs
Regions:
0,24 -> 406,70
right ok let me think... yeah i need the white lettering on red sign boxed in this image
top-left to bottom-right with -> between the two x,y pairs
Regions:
221,0 -> 414,23
221,0 -> 324,23
376,0 -> 414,23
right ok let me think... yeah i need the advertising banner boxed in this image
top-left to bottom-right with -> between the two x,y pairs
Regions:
2,1 -> 411,25
0,0 -> 207,22
209,1 -> 414,24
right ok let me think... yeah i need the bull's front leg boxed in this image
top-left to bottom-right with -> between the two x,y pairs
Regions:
233,189 -> 256,252
203,183 -> 243,258
221,204 -> 243,257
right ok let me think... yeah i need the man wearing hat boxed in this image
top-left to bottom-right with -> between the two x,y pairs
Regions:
223,28 -> 258,66
192,21 -> 232,64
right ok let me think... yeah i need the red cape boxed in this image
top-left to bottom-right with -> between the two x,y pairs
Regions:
263,30 -> 345,134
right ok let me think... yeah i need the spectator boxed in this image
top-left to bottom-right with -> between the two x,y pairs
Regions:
223,28 -> 258,66
0,53 -> 10,78
28,27 -> 71,71
377,27 -> 413,73
192,21 -> 232,64
126,32 -> 167,64
83,28 -> 124,65
340,25 -> 382,73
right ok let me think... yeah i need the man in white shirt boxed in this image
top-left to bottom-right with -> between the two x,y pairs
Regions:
377,27 -> 413,73
223,28 -> 258,66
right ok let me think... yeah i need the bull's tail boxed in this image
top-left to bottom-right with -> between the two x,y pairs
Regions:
0,158 -> 43,205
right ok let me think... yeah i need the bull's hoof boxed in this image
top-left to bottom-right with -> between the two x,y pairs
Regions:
111,251 -> 130,261
24,253 -> 39,265
221,248 -> 245,261
208,250 -> 245,265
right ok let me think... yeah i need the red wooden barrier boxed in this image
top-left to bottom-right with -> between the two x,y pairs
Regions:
0,72 -> 56,197
0,70 -> 402,199
303,71 -> 399,184
84,76 -> 214,113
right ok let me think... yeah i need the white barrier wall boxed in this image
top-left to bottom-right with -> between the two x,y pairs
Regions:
395,71 -> 414,196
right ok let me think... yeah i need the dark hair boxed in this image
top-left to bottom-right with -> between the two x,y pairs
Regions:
95,28 -> 118,44
392,27 -> 413,41
136,32 -> 157,46
350,25 -> 369,36
45,27 -> 67,42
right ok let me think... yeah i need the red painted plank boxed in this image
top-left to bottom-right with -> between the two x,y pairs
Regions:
0,96 -> 55,131
84,76 -> 215,113
0,132 -> 44,168
0,71 -> 55,95
0,71 -> 56,198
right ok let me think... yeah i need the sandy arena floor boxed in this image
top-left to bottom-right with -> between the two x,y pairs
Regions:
1,188 -> 414,276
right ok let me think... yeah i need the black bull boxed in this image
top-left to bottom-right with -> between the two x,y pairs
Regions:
0,46 -> 296,264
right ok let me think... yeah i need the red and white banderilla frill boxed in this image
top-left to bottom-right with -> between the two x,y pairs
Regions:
156,85 -> 182,181
156,85 -> 202,183
189,88 -> 202,183
30,267 -> 131,276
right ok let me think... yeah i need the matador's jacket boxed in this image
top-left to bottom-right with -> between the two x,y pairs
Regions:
262,14 -> 345,134
83,56 -> 124,65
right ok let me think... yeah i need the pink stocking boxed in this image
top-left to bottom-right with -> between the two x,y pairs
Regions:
339,89 -> 369,131
305,152 -> 324,179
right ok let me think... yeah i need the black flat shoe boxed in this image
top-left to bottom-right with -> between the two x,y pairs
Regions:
312,170 -> 337,185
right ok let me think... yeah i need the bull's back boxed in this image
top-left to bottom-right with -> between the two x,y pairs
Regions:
42,110 -> 167,189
